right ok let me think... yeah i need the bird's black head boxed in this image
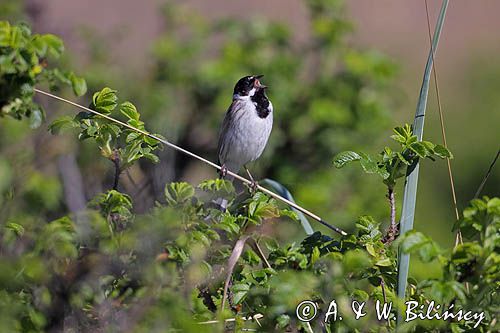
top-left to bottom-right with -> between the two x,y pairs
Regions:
233,75 -> 266,97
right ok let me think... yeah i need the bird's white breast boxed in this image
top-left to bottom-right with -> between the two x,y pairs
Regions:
221,97 -> 273,171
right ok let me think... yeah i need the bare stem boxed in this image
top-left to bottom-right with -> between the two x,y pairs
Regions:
249,238 -> 271,269
380,277 -> 387,303
111,150 -> 121,190
382,187 -> 398,244
389,187 -> 396,228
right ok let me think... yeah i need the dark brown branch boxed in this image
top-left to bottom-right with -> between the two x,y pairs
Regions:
111,150 -> 121,190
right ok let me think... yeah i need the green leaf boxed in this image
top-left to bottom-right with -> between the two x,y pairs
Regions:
352,289 -> 369,302
230,283 -> 250,304
68,72 -> 87,96
217,213 -> 240,234
343,249 -> 372,272
125,132 -> 140,143
392,125 -> 414,144
400,231 -> 429,253
48,116 -> 79,134
198,179 -> 234,194
358,153 -> 378,173
310,246 -> 321,265
434,144 -> 453,158
41,34 -> 64,58
399,230 -> 441,262
390,133 -> 406,144
0,21 -> 11,46
359,153 -> 389,178
409,142 -> 427,158
421,141 -> 436,154
143,152 -> 160,163
276,314 -> 291,329
8,26 -> 22,48
165,182 -> 195,205
5,222 -> 25,237
333,151 -> 361,168
92,87 -> 118,114
396,152 -> 411,165
120,101 -> 140,121
365,243 -> 376,257
375,257 -> 392,267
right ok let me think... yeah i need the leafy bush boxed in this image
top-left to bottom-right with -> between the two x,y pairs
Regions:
0,21 -> 86,127
1,8 -> 498,333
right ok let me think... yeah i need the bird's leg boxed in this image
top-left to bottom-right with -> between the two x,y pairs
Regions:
219,164 -> 228,178
245,167 -> 258,193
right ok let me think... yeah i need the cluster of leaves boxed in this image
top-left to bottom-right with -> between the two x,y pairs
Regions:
333,124 -> 452,189
399,196 -> 499,332
0,169 -> 397,332
2,172 -> 497,332
49,87 -> 163,184
0,21 -> 86,128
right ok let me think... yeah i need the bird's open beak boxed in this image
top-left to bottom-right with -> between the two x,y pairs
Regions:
254,75 -> 267,89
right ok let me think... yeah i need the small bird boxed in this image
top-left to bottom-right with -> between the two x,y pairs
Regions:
217,75 -> 273,189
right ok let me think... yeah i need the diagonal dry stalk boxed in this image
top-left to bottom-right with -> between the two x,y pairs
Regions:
34,88 -> 347,236
424,0 -> 462,247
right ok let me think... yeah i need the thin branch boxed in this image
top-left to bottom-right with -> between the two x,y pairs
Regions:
34,88 -> 347,236
382,187 -> 398,244
473,148 -> 500,199
389,188 -> 396,228
380,277 -> 387,303
111,149 -> 121,190
249,238 -> 271,269
424,0 -> 462,247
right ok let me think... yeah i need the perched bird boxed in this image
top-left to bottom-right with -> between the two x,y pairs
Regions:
217,75 -> 273,189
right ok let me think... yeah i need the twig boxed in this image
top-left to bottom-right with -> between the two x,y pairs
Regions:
380,277 -> 387,304
382,187 -> 398,244
34,88 -> 347,236
473,149 -> 500,199
111,149 -> 121,190
388,188 -> 396,228
249,238 -> 272,269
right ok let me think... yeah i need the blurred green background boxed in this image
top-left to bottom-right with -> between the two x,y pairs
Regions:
1,0 -> 498,281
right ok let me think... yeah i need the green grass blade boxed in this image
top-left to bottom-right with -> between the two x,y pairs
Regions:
261,178 -> 314,235
396,0 -> 449,324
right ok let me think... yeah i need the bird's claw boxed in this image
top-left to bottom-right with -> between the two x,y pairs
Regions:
219,164 -> 228,178
248,180 -> 259,194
